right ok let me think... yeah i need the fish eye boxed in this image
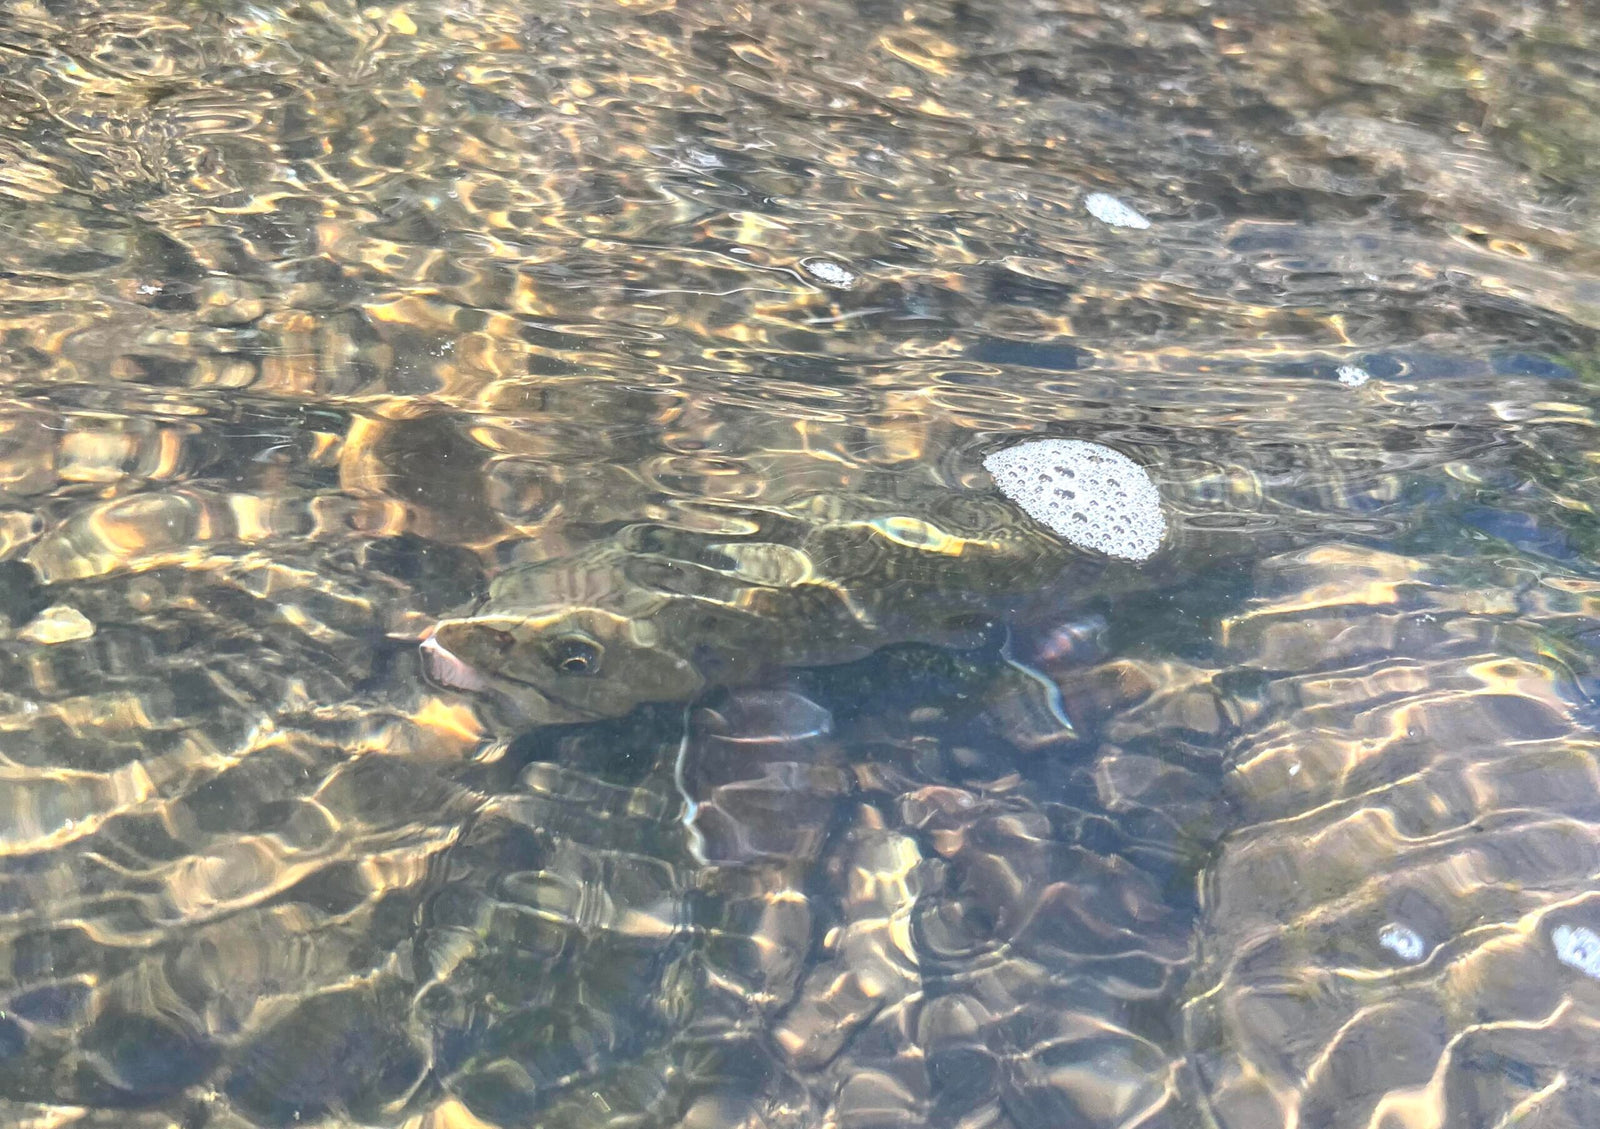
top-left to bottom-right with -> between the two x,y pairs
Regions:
550,633 -> 603,676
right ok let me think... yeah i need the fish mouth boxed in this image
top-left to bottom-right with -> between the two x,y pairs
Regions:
419,632 -> 492,693
418,627 -> 595,727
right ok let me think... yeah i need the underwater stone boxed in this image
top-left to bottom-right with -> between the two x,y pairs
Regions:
18,604 -> 95,644
983,439 -> 1167,561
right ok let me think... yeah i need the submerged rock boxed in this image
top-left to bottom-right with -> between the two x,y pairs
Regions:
17,604 -> 94,644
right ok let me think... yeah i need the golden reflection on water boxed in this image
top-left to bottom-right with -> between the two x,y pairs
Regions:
0,0 -> 1599,1126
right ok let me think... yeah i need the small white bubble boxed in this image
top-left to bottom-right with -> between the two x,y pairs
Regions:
1379,922 -> 1426,963
1554,924 -> 1600,979
1287,761 -> 1301,776
800,258 -> 859,289
1337,364 -> 1372,387
1084,192 -> 1151,230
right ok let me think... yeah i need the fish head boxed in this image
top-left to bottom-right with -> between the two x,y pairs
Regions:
422,557 -> 707,725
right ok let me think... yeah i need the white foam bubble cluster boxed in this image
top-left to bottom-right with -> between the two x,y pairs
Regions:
800,258 -> 859,288
1336,363 -> 1372,387
1378,922 -> 1426,963
984,439 -> 1167,561
1554,923 -> 1600,979
1084,192 -> 1151,229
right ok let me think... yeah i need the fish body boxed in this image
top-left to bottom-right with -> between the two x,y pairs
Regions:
424,486 -> 1133,725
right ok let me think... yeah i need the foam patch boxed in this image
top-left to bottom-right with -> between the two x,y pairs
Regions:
984,439 -> 1167,561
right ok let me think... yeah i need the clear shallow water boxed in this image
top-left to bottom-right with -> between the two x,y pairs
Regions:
1,0 -> 1600,1126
